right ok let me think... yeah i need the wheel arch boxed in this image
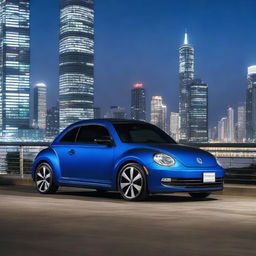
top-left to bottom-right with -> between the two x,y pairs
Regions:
31,147 -> 61,183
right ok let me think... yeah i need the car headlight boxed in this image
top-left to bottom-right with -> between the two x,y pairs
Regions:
153,153 -> 175,167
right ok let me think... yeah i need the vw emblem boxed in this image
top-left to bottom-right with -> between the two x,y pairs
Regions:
196,157 -> 203,164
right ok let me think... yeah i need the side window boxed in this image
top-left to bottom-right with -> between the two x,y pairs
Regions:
76,125 -> 110,144
60,127 -> 79,143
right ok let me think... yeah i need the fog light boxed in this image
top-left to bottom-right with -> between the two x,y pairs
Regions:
161,178 -> 172,182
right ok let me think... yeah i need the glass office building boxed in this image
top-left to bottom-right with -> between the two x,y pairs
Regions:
0,0 -> 30,139
59,0 -> 94,131
34,83 -> 47,130
188,79 -> 208,142
150,96 -> 167,132
179,32 -> 194,142
246,65 -> 256,142
131,83 -> 146,121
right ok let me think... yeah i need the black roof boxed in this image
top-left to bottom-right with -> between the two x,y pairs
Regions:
93,118 -> 147,123
74,118 -> 148,124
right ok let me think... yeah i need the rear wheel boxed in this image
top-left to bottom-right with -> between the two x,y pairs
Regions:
189,192 -> 211,198
35,162 -> 59,194
118,163 -> 148,201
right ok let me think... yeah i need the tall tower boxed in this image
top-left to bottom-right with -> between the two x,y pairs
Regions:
150,96 -> 167,132
34,83 -> 47,129
188,79 -> 208,142
218,117 -> 228,142
0,0 -> 30,138
170,112 -> 180,141
237,103 -> 246,142
227,107 -> 234,142
179,31 -> 194,142
59,0 -> 94,131
246,65 -> 256,142
131,83 -> 146,121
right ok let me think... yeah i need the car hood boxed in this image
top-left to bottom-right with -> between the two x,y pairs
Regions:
145,143 -> 217,168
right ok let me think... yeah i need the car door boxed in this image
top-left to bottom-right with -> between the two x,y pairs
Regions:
56,124 -> 114,184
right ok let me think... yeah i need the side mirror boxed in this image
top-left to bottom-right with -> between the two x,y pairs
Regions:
94,137 -> 114,147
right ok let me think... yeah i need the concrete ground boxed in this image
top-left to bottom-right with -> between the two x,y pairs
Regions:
0,185 -> 256,256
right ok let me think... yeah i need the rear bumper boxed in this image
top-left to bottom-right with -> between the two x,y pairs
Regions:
146,165 -> 224,193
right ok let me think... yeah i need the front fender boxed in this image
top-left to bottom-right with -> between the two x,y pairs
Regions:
111,148 -> 157,190
31,147 -> 61,183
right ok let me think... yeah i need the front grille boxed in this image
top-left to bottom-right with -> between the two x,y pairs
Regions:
161,178 -> 224,188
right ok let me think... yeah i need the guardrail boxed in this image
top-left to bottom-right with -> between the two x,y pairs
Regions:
0,142 -> 49,177
0,142 -> 255,184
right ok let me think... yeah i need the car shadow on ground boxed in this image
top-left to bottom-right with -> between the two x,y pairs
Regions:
57,189 -> 218,203
0,185 -> 218,203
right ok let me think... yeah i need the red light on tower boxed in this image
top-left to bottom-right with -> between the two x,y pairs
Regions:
133,83 -> 143,88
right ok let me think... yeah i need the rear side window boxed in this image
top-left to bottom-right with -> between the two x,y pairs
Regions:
60,127 -> 79,143
76,125 -> 110,144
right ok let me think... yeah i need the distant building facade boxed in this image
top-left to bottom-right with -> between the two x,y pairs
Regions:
34,83 -> 47,130
59,0 -> 94,130
93,107 -> 101,119
46,106 -> 59,138
131,83 -> 146,121
227,107 -> 235,142
150,96 -> 167,132
246,65 -> 256,142
218,117 -> 228,142
170,112 -> 180,141
179,32 -> 194,142
237,104 -> 246,142
104,106 -> 126,119
0,0 -> 30,139
187,79 -> 208,142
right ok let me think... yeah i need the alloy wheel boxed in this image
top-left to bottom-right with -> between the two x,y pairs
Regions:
36,165 -> 52,193
120,166 -> 143,199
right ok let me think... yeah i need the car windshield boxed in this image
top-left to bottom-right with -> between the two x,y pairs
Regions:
113,123 -> 176,144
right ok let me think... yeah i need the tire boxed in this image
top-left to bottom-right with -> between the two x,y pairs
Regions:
189,192 -> 211,198
118,163 -> 148,201
35,162 -> 59,194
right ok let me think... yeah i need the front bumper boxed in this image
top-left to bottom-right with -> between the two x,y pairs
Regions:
146,163 -> 224,193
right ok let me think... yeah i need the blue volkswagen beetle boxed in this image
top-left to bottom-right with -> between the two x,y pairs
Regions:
32,119 -> 224,201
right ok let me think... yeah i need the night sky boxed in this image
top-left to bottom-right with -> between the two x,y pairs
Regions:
31,0 -> 256,127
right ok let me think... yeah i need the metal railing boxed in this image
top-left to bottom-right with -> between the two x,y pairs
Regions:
0,142 -> 49,177
0,142 -> 255,184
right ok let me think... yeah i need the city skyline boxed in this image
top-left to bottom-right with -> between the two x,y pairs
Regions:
0,0 -> 256,142
30,0 -> 256,128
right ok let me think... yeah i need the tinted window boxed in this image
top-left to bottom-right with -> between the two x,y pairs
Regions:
76,125 -> 110,144
114,123 -> 176,144
60,127 -> 79,143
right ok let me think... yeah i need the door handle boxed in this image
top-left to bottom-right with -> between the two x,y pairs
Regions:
68,149 -> 75,155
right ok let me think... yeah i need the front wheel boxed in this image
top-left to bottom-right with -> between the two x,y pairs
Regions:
118,163 -> 148,201
35,162 -> 59,194
189,192 -> 211,198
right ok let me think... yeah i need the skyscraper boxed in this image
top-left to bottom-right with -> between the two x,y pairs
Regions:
59,0 -> 94,130
218,117 -> 228,142
179,32 -> 194,142
131,83 -> 146,121
150,96 -> 167,132
0,0 -> 30,138
246,65 -> 256,142
34,83 -> 47,130
170,112 -> 180,141
188,79 -> 208,142
227,107 -> 234,142
237,103 -> 246,142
